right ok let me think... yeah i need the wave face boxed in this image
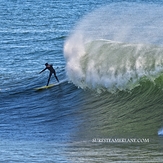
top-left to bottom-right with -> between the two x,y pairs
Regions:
64,3 -> 163,93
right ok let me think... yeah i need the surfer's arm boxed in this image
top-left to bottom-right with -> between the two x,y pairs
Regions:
39,68 -> 47,74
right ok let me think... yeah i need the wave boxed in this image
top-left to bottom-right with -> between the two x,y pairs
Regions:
65,39 -> 163,93
64,3 -> 163,93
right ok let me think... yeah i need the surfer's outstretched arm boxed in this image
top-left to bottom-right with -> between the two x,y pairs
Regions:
39,68 -> 47,74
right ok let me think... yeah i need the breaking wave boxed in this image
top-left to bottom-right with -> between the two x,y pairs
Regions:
64,3 -> 163,93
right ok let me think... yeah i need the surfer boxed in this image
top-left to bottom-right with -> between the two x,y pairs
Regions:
39,63 -> 59,86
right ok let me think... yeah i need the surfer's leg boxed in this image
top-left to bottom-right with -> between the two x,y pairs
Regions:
53,72 -> 59,82
47,73 -> 52,86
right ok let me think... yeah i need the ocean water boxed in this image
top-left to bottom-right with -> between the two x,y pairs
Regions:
1,0 -> 163,162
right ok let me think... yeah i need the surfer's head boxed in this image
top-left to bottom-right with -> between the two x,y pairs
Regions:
45,63 -> 48,66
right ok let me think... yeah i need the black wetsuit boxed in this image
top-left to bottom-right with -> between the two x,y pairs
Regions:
39,64 -> 59,86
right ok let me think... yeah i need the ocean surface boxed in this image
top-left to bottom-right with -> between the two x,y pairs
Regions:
1,0 -> 163,162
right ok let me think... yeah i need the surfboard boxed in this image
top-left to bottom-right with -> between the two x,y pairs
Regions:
35,84 -> 55,91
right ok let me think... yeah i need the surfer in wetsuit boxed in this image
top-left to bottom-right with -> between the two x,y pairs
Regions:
39,63 -> 59,86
